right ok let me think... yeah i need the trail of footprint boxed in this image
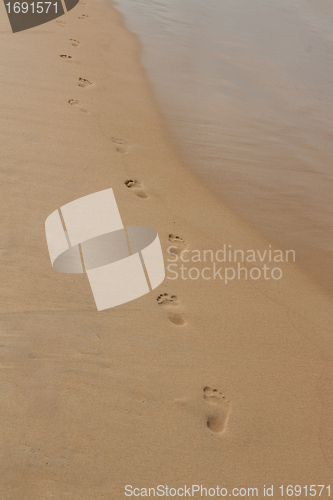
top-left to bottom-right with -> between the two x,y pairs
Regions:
112,137 -> 128,154
70,38 -> 81,47
78,13 -> 89,19
157,293 -> 185,326
78,78 -> 92,88
204,386 -> 230,434
168,234 -> 189,257
60,54 -> 72,60
124,180 -> 148,199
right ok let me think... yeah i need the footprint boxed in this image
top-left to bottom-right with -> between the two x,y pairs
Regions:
168,234 -> 189,257
156,293 -> 185,326
124,179 -> 148,199
112,137 -> 128,154
78,13 -> 89,19
68,99 -> 80,105
56,20 -> 67,27
68,99 -> 87,112
204,386 -> 230,434
70,38 -> 81,47
78,78 -> 92,88
60,54 -> 72,60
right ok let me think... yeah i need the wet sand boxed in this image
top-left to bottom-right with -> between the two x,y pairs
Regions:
0,0 -> 333,498
114,0 -> 333,294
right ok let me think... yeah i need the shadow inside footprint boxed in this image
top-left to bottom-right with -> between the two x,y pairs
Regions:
112,137 -> 128,154
68,99 -> 80,105
78,78 -> 92,88
78,13 -> 89,19
157,293 -> 185,326
204,386 -> 230,434
124,180 -> 148,199
60,54 -> 72,59
168,234 -> 189,256
70,39 -> 81,47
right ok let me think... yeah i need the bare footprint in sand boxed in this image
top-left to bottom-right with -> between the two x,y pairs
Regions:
112,137 -> 128,154
124,180 -> 148,199
168,234 -> 189,257
204,386 -> 230,434
70,38 -> 81,47
78,77 -> 92,88
68,99 -> 80,105
56,20 -> 67,27
78,13 -> 89,19
68,99 -> 87,112
60,54 -> 72,60
157,293 -> 185,326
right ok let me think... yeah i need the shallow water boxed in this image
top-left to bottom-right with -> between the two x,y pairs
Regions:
113,0 -> 333,293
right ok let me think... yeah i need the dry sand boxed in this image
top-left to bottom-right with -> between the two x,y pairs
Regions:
0,0 -> 333,498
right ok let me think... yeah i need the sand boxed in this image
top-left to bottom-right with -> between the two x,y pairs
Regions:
0,0 -> 333,498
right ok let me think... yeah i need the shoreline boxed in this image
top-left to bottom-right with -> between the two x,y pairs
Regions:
112,0 -> 333,296
1,0 -> 333,497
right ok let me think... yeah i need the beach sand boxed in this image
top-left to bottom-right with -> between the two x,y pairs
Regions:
0,0 -> 333,497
